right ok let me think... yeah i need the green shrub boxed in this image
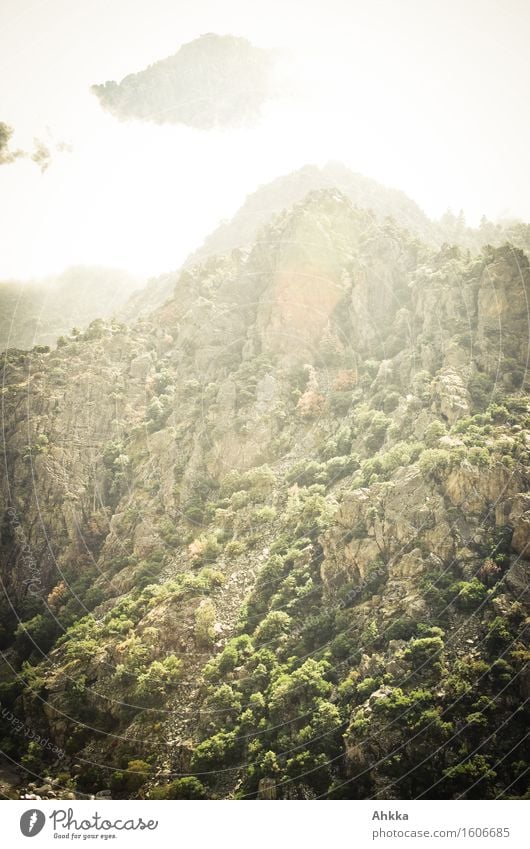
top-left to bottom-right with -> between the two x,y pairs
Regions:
469,374 -> 494,408
330,632 -> 356,659
330,391 -> 352,415
286,460 -> 327,487
468,446 -> 491,467
403,636 -> 444,676
363,411 -> 391,452
442,754 -> 496,795
424,420 -> 447,447
203,683 -> 242,726
385,617 -> 418,642
489,658 -> 514,685
20,741 -> 44,772
319,427 -> 353,460
288,492 -> 333,539
418,448 -> 451,478
216,644 -> 239,675
230,490 -> 249,509
146,394 -> 172,432
15,613 -> 59,656
194,600 -> 216,648
225,539 -> 246,556
268,659 -> 331,721
150,777 -> 206,799
356,677 -> 380,698
452,578 -> 488,611
465,711 -> 488,727
380,441 -> 422,477
252,506 -> 276,523
485,616 -> 511,654
188,533 -> 222,564
254,611 -> 292,645
325,454 -> 358,481
135,656 -> 182,704
110,760 -> 151,796
191,731 -> 239,773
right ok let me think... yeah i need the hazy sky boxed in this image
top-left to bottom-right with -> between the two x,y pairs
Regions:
0,0 -> 529,280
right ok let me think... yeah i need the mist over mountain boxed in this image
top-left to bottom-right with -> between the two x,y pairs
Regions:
1,187 -> 528,800
119,163 -> 438,322
92,34 -> 283,129
119,162 -> 530,322
6,163 -> 528,355
0,267 -> 142,351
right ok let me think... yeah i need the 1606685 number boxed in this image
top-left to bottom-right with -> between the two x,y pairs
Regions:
466,827 -> 510,838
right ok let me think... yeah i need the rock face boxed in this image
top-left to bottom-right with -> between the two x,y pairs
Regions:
0,189 -> 529,802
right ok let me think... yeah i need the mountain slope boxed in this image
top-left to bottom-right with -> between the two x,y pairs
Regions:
0,191 -> 529,801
